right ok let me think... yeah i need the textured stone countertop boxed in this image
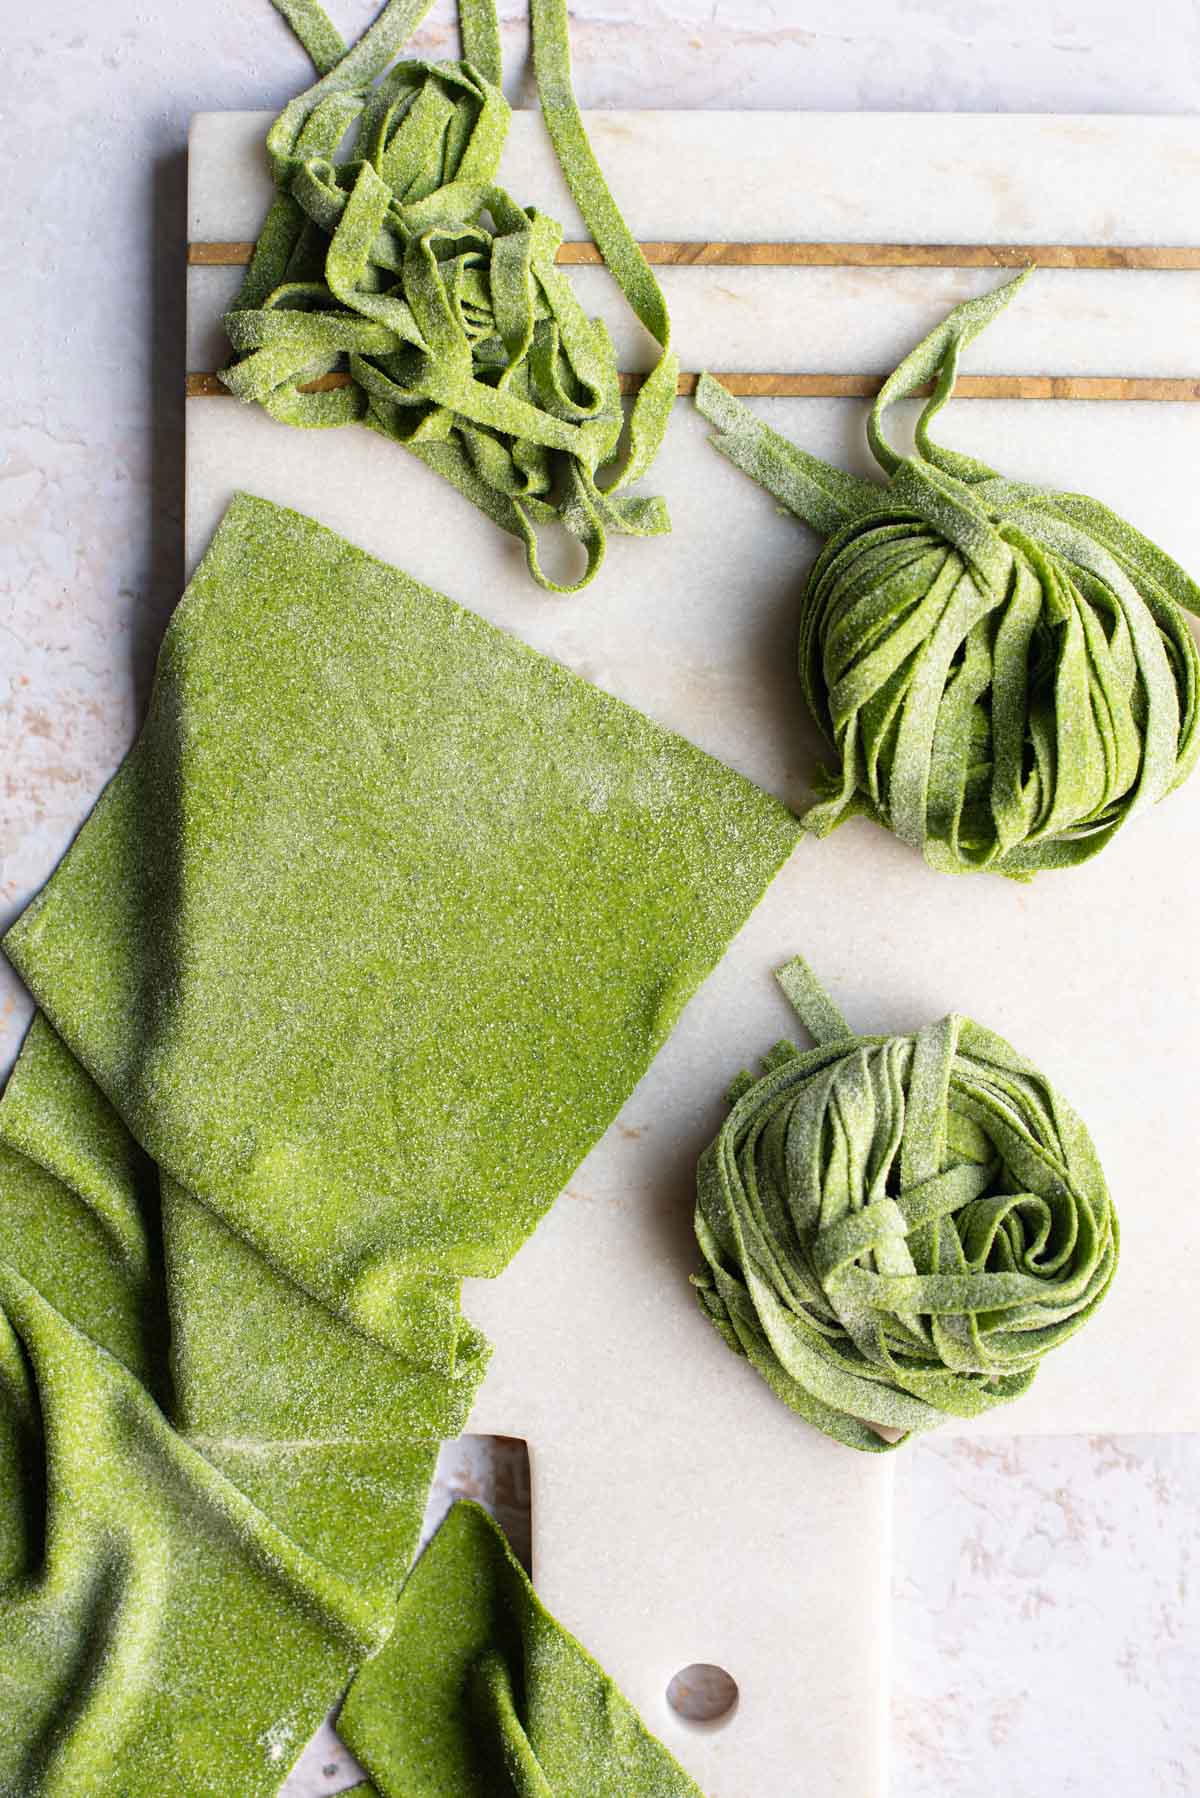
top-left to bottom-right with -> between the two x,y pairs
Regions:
3,3 -> 1199,1793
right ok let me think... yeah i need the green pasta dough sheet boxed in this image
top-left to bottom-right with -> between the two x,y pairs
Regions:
0,1016 -> 440,1796
339,1501 -> 704,1798
5,494 -> 801,1343
0,491 -> 800,1791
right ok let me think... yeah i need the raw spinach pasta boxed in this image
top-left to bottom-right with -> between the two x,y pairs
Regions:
698,272 -> 1200,875
0,493 -> 799,1791
222,0 -> 677,591
694,957 -> 1118,1451
340,1502 -> 704,1798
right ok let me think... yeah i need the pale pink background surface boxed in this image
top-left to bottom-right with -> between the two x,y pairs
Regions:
3,4 -> 1200,1793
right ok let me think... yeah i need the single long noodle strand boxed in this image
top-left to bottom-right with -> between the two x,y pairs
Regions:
458,0 -> 503,86
529,0 -> 678,492
269,0 -> 347,72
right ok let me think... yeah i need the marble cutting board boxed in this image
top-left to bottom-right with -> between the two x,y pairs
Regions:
187,110 -> 1200,1797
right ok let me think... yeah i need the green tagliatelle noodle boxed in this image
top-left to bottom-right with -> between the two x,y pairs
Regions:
221,0 -> 677,592
697,271 -> 1200,874
693,957 -> 1118,1452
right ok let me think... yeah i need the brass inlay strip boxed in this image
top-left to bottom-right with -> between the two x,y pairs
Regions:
188,240 -> 1200,271
189,241 -> 258,265
187,370 -> 1200,402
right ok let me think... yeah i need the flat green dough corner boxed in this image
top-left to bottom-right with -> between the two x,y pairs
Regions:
340,1501 -> 705,1798
0,493 -> 798,1793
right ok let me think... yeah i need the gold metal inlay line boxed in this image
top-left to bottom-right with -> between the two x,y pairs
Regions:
186,371 -> 1200,402
188,240 -> 1200,271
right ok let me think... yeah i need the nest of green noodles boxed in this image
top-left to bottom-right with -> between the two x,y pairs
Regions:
698,273 -> 1200,875
694,959 -> 1118,1451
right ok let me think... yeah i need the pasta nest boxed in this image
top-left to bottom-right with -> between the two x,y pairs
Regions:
222,34 -> 675,591
699,272 -> 1200,875
693,959 -> 1119,1450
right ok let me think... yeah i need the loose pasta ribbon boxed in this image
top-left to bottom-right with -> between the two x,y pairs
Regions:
221,0 -> 677,592
697,272 -> 1200,874
693,957 -> 1118,1451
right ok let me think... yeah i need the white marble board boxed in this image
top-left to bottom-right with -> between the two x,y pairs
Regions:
188,109 -> 1200,1797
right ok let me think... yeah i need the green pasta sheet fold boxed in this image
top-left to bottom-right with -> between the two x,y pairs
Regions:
223,0 -> 677,592
5,494 -> 801,1330
697,272 -> 1200,876
0,1020 -> 443,1796
693,957 -> 1119,1452
1,492 -> 799,1791
339,1501 -> 704,1798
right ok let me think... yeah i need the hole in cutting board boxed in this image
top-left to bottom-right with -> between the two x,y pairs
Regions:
666,1663 -> 739,1728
